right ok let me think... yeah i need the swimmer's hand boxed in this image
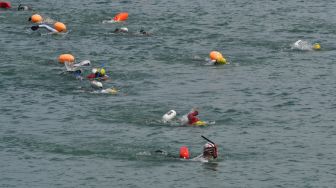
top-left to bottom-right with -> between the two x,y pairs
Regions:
31,25 -> 39,31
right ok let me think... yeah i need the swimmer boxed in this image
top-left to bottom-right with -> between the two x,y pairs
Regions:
87,68 -> 109,80
139,29 -> 150,35
113,27 -> 129,33
187,109 -> 206,126
154,136 -> 218,162
292,40 -> 321,51
18,4 -> 31,11
31,22 -> 67,33
90,81 -> 119,94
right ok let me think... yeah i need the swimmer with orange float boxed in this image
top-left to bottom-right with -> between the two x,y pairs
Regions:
154,136 -> 219,163
58,54 -> 91,80
31,21 -> 67,33
103,12 -> 128,23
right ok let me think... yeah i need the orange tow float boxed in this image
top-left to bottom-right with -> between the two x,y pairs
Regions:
113,12 -> 128,22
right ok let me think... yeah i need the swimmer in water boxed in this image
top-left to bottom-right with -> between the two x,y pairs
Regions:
31,22 -> 67,33
139,29 -> 150,35
113,27 -> 128,33
292,40 -> 321,51
187,109 -> 206,126
155,136 -> 218,162
18,4 -> 31,11
87,68 -> 109,80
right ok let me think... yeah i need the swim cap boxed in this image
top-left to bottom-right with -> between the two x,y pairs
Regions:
120,27 -> 128,32
54,22 -> 66,32
313,43 -> 321,50
100,68 -> 106,76
30,14 -> 43,23
203,142 -> 218,158
216,57 -> 227,64
92,68 -> 98,74
58,54 -> 75,64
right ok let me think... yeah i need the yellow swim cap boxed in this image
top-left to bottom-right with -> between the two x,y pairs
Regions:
313,43 -> 321,50
31,14 -> 43,23
100,68 -> 106,76
54,22 -> 66,32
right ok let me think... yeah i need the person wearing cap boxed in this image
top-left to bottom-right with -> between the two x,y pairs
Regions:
18,4 -> 31,11
31,21 -> 67,33
180,141 -> 218,162
292,40 -> 321,51
113,27 -> 128,33
187,109 -> 206,126
87,68 -> 108,80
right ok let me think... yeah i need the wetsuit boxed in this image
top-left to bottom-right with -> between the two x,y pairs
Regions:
187,111 -> 200,125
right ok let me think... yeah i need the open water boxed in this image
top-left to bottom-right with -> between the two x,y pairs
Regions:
1,0 -> 336,187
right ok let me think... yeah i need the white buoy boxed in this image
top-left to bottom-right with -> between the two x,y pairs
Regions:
162,110 -> 177,123
91,80 -> 103,89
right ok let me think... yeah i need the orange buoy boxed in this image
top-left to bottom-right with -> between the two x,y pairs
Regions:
209,51 -> 223,61
54,22 -> 66,32
58,54 -> 75,64
179,146 -> 190,159
113,12 -> 128,22
209,51 -> 227,64
30,14 -> 43,23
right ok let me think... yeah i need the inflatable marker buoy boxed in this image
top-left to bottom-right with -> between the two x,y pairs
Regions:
162,110 -> 177,123
209,51 -> 227,64
194,120 -> 207,126
58,54 -> 75,64
179,146 -> 190,159
54,22 -> 66,32
91,80 -> 103,89
0,2 -> 11,8
30,14 -> 43,23
0,1 -> 11,8
313,43 -> 321,50
113,12 -> 128,22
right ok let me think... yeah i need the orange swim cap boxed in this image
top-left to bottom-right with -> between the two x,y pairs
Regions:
58,54 -> 75,64
31,14 -> 43,23
179,146 -> 190,159
113,12 -> 129,22
54,22 -> 66,32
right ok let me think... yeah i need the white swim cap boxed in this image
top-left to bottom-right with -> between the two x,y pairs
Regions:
92,68 -> 98,74
120,27 -> 128,32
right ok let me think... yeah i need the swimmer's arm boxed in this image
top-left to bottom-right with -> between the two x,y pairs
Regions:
38,24 -> 58,33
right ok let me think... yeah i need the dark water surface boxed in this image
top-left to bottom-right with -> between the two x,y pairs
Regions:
1,0 -> 336,187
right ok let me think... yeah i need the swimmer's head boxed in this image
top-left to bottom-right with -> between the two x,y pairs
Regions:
120,27 -> 128,32
29,14 -> 42,23
313,43 -> 321,50
18,4 -> 30,11
203,142 -> 218,159
92,68 -> 98,74
100,68 -> 106,76
54,22 -> 66,32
